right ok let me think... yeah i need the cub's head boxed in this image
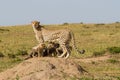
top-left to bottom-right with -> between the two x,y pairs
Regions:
39,43 -> 46,49
31,21 -> 40,29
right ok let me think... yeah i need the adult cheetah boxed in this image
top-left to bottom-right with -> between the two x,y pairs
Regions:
31,21 -> 85,58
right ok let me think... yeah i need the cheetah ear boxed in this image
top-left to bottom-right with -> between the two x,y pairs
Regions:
38,22 -> 40,24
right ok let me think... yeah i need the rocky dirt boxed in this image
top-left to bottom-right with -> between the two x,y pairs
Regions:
0,55 -> 110,80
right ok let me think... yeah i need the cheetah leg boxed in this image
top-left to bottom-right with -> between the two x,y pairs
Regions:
65,51 -> 70,59
32,49 -> 36,58
58,44 -> 67,58
65,52 -> 69,59
65,45 -> 71,59
38,51 -> 40,57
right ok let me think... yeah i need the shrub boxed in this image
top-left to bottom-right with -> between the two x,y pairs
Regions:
11,57 -> 22,63
0,28 -> 9,31
107,47 -> 120,54
115,21 -> 120,23
0,52 -> 4,57
91,61 -> 96,64
16,49 -> 28,56
116,76 -> 120,80
95,23 -> 105,26
63,22 -> 69,25
16,75 -> 20,80
82,25 -> 90,28
107,59 -> 119,64
8,53 -> 16,58
79,77 -> 94,80
80,22 -> 84,24
92,51 -> 105,57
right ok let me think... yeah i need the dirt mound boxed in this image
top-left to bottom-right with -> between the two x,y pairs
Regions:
0,57 -> 88,80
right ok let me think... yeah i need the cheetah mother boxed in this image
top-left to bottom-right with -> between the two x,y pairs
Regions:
31,21 -> 85,58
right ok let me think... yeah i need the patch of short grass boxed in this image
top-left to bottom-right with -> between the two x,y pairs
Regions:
16,75 -> 20,80
0,52 -> 5,57
107,59 -> 119,64
7,53 -> 16,58
79,77 -> 94,80
107,47 -> 120,54
16,48 -> 28,56
0,57 -> 22,72
92,50 -> 105,57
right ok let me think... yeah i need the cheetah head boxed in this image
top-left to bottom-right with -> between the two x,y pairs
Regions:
31,21 -> 40,29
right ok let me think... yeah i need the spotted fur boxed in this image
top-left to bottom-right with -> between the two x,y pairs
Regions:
31,21 -> 85,58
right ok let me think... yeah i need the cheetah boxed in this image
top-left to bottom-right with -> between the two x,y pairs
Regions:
31,21 -> 85,59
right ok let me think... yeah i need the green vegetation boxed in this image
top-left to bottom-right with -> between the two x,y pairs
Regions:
63,22 -> 69,25
92,50 -> 105,57
7,53 -> 16,58
0,52 -> 4,57
16,48 -> 28,56
107,58 -> 119,64
79,77 -> 94,80
16,75 -> 20,80
0,23 -> 120,78
0,58 -> 22,72
92,46 -> 120,57
107,47 -> 120,54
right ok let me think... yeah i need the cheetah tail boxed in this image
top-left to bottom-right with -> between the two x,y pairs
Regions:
70,31 -> 85,54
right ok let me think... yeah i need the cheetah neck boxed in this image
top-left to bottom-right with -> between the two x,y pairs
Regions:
32,26 -> 37,33
32,25 -> 42,33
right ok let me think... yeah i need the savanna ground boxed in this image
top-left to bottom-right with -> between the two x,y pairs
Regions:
0,22 -> 120,80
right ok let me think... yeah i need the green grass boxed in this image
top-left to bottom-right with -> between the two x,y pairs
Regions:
107,46 -> 120,54
107,58 -> 119,64
78,60 -> 120,80
92,50 -> 105,57
0,23 -> 120,78
1,23 -> 120,57
0,52 -> 4,57
0,58 -> 22,72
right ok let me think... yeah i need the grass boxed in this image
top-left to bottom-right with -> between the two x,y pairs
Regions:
0,52 -> 4,57
92,50 -> 105,57
0,58 -> 22,72
78,60 -> 120,80
16,48 -> 28,56
0,23 -> 120,78
107,46 -> 120,54
107,58 -> 119,64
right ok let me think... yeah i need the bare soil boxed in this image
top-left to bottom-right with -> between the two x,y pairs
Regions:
0,55 -> 110,80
